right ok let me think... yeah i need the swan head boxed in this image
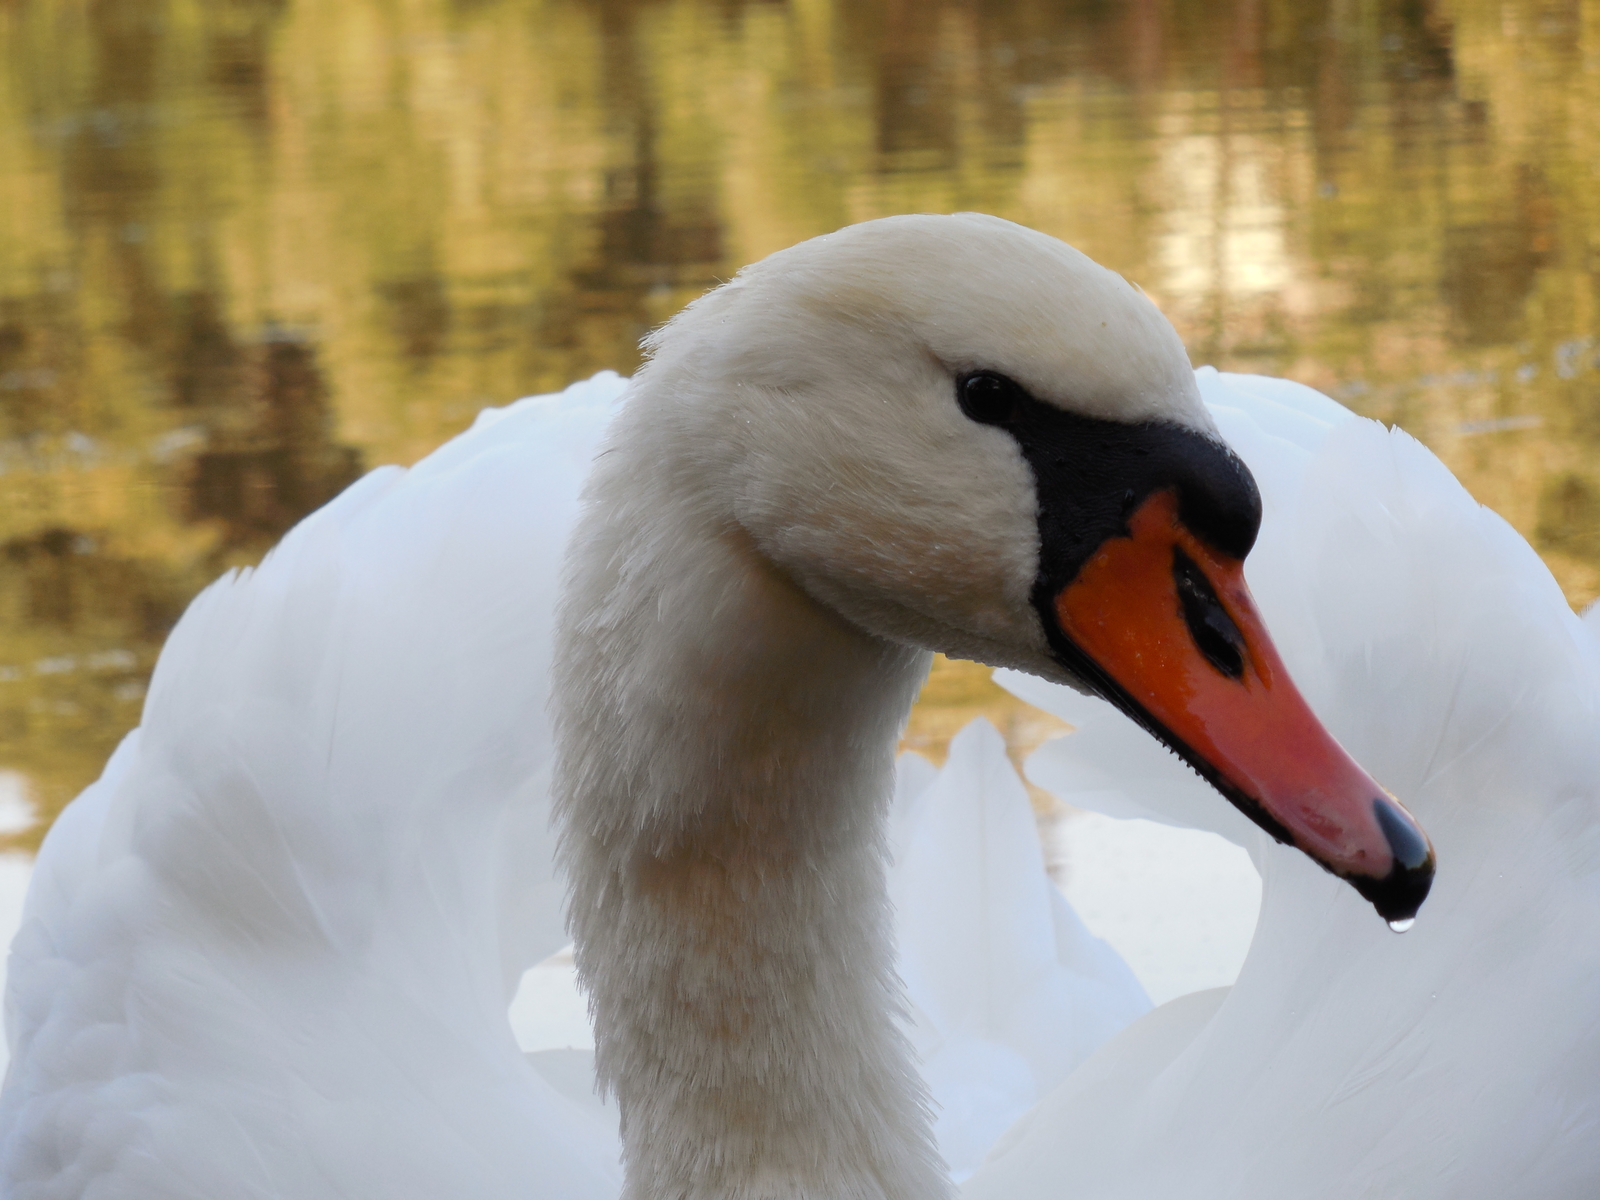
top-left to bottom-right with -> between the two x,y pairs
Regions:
631,212 -> 1434,922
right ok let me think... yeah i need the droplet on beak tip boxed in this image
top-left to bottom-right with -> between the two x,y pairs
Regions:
1388,918 -> 1416,934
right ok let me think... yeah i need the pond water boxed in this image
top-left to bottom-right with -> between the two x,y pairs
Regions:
3,0 -> 1599,844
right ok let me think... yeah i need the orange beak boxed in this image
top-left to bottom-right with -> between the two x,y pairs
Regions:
1053,490 -> 1434,923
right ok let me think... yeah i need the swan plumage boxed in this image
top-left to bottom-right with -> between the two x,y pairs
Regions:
0,213 -> 1568,1198
0,339 -> 1145,1193
888,719 -> 1147,1181
0,373 -> 631,1197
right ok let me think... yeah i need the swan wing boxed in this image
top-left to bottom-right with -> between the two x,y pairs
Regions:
890,719 -> 1148,1181
0,375 -> 628,1199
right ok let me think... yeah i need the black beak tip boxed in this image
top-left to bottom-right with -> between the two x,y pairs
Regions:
1373,795 -> 1432,871
1352,857 -> 1435,924
1349,797 -> 1437,924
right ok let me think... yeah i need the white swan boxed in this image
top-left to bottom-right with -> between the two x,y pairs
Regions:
0,213 -> 1452,1197
550,214 -> 1429,1200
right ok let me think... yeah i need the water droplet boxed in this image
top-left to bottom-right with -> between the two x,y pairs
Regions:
1388,917 -> 1415,933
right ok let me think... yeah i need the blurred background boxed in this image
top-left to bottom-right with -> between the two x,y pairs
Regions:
2,0 -> 1599,860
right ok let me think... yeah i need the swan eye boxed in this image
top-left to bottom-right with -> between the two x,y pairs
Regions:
958,371 -> 1023,426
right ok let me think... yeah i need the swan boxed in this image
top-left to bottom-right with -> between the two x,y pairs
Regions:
550,214 -> 1430,1199
0,213 -> 1439,1198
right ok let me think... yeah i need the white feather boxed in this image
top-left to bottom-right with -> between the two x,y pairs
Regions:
0,375 -> 629,1199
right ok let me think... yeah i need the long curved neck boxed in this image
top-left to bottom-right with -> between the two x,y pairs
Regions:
554,444 -> 947,1199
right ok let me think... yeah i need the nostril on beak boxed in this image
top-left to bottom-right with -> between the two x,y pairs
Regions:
1373,795 -> 1431,871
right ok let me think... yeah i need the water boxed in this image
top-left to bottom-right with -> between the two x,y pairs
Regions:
2,0 -> 1599,845
1389,917 -> 1417,934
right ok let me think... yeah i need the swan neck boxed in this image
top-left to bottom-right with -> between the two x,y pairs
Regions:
555,477 -> 948,1199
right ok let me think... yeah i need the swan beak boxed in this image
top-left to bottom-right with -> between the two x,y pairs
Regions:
1051,489 -> 1435,924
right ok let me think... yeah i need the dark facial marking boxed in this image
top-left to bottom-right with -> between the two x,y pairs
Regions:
952,368 -> 1286,837
952,370 -> 1262,597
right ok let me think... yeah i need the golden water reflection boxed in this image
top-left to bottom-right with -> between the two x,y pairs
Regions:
3,0 -> 1600,844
